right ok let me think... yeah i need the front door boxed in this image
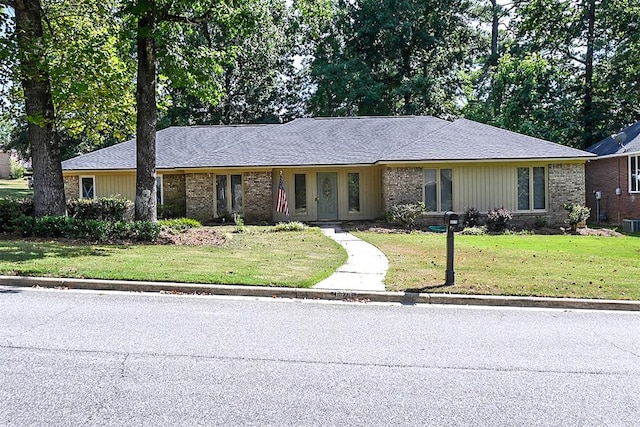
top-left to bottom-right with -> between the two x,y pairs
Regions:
317,172 -> 338,220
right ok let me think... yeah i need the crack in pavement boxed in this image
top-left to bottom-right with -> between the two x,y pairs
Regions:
2,343 -> 636,378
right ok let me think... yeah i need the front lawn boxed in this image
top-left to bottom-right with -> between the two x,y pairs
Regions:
0,179 -> 32,199
0,227 -> 347,288
355,231 -> 640,300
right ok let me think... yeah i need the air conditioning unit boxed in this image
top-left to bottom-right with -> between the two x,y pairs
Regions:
622,219 -> 640,233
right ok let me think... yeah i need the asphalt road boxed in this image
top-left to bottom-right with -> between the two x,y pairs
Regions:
1,286 -> 639,426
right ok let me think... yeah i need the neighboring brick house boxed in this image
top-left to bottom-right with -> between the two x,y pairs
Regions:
61,116 -> 594,226
0,150 -> 10,179
585,121 -> 640,226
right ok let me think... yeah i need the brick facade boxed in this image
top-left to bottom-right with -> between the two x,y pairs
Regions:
243,171 -> 273,223
381,167 -> 423,211
185,173 -> 214,221
585,156 -> 639,224
162,174 -> 186,217
547,163 -> 586,226
64,175 -> 79,200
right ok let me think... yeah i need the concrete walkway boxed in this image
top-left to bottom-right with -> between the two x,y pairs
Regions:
313,226 -> 388,292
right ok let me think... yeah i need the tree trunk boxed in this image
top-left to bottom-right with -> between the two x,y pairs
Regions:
582,0 -> 596,148
15,0 -> 66,217
135,8 -> 158,222
489,0 -> 499,67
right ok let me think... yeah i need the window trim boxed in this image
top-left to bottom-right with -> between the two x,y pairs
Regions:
79,175 -> 96,200
516,166 -> 547,212
423,168 -> 453,213
630,155 -> 640,194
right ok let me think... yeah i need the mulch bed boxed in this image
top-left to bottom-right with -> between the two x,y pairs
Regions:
157,228 -> 227,246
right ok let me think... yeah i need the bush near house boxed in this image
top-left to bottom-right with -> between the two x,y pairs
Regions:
386,202 -> 426,228
67,197 -> 134,222
487,207 -> 512,232
563,203 -> 591,231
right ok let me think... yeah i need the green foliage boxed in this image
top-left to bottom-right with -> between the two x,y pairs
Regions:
386,203 -> 426,229
157,202 -> 186,219
534,216 -> 547,229
486,207 -> 512,232
233,214 -> 245,233
462,207 -> 480,227
309,0 -> 476,117
0,197 -> 33,232
159,217 -> 202,231
9,159 -> 25,179
563,203 -> 591,231
17,216 -> 161,242
67,197 -> 134,222
272,221 -> 308,232
460,225 -> 488,236
0,198 -> 24,232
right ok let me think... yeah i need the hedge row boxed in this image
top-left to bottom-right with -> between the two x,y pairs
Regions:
0,197 -> 159,242
16,216 -> 161,242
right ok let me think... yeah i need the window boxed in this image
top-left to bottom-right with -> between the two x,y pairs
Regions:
517,166 -> 546,211
348,173 -> 360,213
424,168 -> 452,212
216,174 -> 243,217
156,175 -> 163,205
631,155 -> 640,193
80,176 -> 95,199
294,174 -> 307,214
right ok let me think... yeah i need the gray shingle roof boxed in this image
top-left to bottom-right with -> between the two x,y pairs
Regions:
62,116 -> 594,171
585,121 -> 640,157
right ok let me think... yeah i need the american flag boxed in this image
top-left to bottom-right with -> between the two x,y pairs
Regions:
276,172 -> 289,216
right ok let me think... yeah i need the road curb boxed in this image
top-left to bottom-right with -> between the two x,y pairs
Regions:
1,275 -> 639,311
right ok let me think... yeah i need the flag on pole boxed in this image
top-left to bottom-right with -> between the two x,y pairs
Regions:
276,172 -> 290,216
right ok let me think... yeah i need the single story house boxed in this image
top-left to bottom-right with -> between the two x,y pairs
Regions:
585,121 -> 640,228
62,116 -> 594,226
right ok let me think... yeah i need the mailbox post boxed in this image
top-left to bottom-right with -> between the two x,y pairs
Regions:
444,211 -> 459,286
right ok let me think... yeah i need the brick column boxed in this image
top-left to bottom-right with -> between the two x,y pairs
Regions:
382,167 -> 423,211
63,175 -> 79,200
243,171 -> 272,223
548,163 -> 586,226
185,173 -> 214,221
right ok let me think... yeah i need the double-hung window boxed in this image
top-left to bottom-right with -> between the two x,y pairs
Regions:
80,176 -> 95,199
630,155 -> 640,193
517,166 -> 546,211
424,168 -> 452,212
216,174 -> 243,217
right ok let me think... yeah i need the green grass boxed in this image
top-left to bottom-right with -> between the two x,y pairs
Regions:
0,179 -> 32,199
0,227 -> 347,288
354,231 -> 640,300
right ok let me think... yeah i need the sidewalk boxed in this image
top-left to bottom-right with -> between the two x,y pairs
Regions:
313,226 -> 388,292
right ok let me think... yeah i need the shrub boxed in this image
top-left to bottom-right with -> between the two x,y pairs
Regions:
17,216 -> 160,242
460,225 -> 488,235
159,217 -> 202,231
233,214 -> 245,233
157,202 -> 185,219
272,221 -> 308,232
486,207 -> 512,232
563,203 -> 591,231
534,216 -> 547,229
67,197 -> 134,222
9,159 -> 25,179
462,207 -> 480,227
0,198 -> 26,232
386,202 -> 426,228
